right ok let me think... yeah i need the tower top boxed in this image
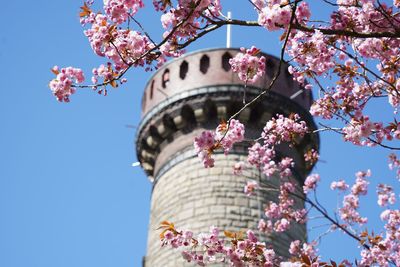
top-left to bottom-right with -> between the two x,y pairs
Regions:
136,48 -> 318,181
140,48 -> 312,117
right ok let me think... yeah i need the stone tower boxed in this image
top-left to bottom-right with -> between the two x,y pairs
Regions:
136,48 -> 319,266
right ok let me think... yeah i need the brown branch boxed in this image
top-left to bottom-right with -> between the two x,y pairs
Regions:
259,178 -> 370,250
319,123 -> 400,151
129,16 -> 157,46
73,0 -> 202,89
332,44 -> 398,94
292,23 -> 400,38
109,41 -> 130,66
288,189 -> 371,250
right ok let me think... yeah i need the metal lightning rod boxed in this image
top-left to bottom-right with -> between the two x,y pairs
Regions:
226,11 -> 232,48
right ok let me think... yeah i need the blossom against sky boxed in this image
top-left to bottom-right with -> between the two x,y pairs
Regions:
1,1 -> 399,266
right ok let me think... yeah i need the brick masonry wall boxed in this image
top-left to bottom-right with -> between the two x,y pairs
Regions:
144,152 -> 307,267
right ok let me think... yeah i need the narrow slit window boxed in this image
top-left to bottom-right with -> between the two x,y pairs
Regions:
222,52 -> 232,71
200,55 -> 210,74
150,80 -> 154,99
162,69 -> 170,88
179,61 -> 189,79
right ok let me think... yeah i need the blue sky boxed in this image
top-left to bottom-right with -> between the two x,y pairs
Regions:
1,1 -> 399,266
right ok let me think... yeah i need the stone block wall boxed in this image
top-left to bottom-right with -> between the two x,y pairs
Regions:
144,152 -> 307,267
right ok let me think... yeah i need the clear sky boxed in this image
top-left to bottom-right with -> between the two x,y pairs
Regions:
1,1 -> 399,267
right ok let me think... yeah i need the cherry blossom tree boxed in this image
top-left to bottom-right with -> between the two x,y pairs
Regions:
49,0 -> 400,266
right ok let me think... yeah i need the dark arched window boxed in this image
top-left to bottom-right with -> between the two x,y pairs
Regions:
222,52 -> 232,71
179,60 -> 189,79
162,69 -> 170,88
200,55 -> 210,74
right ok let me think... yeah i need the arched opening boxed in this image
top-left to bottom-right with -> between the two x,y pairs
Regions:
249,103 -> 264,124
149,125 -> 163,144
227,101 -> 242,118
140,138 -> 155,153
222,52 -> 232,71
162,69 -> 170,88
179,60 -> 189,79
162,114 -> 177,131
162,114 -> 177,142
200,55 -> 210,74
181,105 -> 197,132
203,99 -> 218,127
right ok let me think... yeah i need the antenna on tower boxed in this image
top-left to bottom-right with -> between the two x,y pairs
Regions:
226,11 -> 232,48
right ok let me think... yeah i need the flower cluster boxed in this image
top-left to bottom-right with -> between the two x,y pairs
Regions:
331,170 -> 371,225
359,228 -> 400,267
194,119 -> 245,168
293,1 -> 400,152
257,1 -> 292,31
215,119 -> 245,154
49,66 -> 85,102
341,115 -> 399,146
229,46 -> 266,84
233,161 -> 245,175
247,114 -> 308,178
330,179 -> 349,191
248,142 -> 295,178
244,180 -> 259,196
256,1 -> 310,31
262,114 -> 308,145
193,130 -> 216,168
304,148 -> 319,164
84,15 -> 153,71
303,173 -> 320,194
388,153 -> 400,179
287,30 -> 336,77
288,240 -> 318,259
377,184 -> 396,207
103,0 -> 144,24
158,0 -> 221,53
160,222 -> 277,266
52,0 -> 400,266
262,181 -> 308,233
380,209 -> 400,259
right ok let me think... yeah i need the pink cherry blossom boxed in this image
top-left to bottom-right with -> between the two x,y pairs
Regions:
194,131 -> 215,168
103,0 -> 144,24
233,161 -> 246,175
194,119 -> 245,168
389,153 -> 400,179
330,179 -> 349,191
215,119 -> 245,155
244,180 -> 259,196
229,46 -> 266,84
377,184 -> 396,207
257,3 -> 292,31
49,66 -> 84,102
289,240 -> 301,255
52,1 -> 400,266
303,173 -> 320,194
